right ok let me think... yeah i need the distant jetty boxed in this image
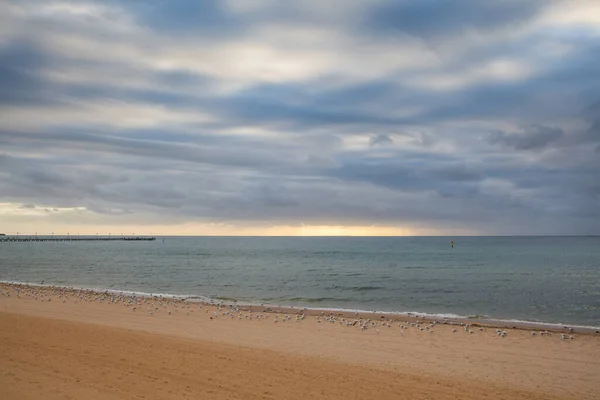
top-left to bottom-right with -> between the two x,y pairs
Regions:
0,236 -> 156,242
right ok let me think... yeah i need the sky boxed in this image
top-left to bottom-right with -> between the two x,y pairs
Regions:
0,0 -> 599,236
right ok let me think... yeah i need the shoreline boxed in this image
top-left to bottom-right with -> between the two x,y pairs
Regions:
0,284 -> 600,400
3,281 -> 598,334
2,281 -> 600,399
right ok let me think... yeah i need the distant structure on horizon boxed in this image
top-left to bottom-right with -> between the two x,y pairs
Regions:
0,236 -> 156,242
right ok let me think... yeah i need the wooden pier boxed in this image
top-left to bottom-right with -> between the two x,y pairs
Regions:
0,236 -> 156,242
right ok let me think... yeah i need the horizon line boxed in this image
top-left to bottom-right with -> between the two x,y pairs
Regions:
1,234 -> 598,238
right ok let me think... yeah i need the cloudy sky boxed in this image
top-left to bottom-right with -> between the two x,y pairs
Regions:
1,0 -> 599,236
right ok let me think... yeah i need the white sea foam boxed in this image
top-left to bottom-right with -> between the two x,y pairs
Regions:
2,280 -> 599,332
1,280 -> 191,300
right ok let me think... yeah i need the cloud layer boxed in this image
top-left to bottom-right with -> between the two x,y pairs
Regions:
1,0 -> 599,235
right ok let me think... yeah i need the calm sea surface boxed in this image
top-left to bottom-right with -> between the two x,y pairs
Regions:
1,236 -> 599,326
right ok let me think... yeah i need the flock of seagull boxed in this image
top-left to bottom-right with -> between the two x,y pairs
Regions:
0,284 -> 579,341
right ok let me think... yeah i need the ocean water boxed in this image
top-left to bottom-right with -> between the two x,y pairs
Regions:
1,236 -> 599,327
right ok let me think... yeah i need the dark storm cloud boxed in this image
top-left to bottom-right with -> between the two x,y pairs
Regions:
0,0 -> 599,234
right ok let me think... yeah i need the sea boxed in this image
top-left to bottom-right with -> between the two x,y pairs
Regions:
1,236 -> 599,328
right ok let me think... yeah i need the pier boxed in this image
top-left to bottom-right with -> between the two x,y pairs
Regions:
0,236 -> 156,242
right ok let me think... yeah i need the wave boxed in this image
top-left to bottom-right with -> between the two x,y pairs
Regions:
0,280 -> 203,301
213,296 -> 240,302
2,280 -> 599,332
352,285 -> 384,292
284,297 -> 352,303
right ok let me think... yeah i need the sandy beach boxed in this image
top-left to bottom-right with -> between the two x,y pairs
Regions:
1,283 -> 599,399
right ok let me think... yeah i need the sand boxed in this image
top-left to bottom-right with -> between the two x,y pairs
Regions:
1,284 -> 599,399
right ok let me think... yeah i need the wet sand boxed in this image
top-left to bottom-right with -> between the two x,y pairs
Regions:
1,283 -> 599,399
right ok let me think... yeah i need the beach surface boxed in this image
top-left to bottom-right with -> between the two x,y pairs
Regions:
1,284 -> 599,399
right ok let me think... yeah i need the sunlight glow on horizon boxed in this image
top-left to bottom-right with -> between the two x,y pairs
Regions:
1,202 -> 471,236
0,223 -> 452,237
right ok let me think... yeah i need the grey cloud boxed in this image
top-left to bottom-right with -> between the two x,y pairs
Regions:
0,129 -> 302,173
0,41 -> 50,105
424,163 -> 483,182
2,144 -> 598,234
126,0 -> 246,37
1,0 -> 599,234
364,0 -> 545,38
85,205 -> 132,216
583,118 -> 600,144
489,126 -> 564,151
369,134 -> 393,147
331,154 -> 486,194
20,167 -> 72,187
